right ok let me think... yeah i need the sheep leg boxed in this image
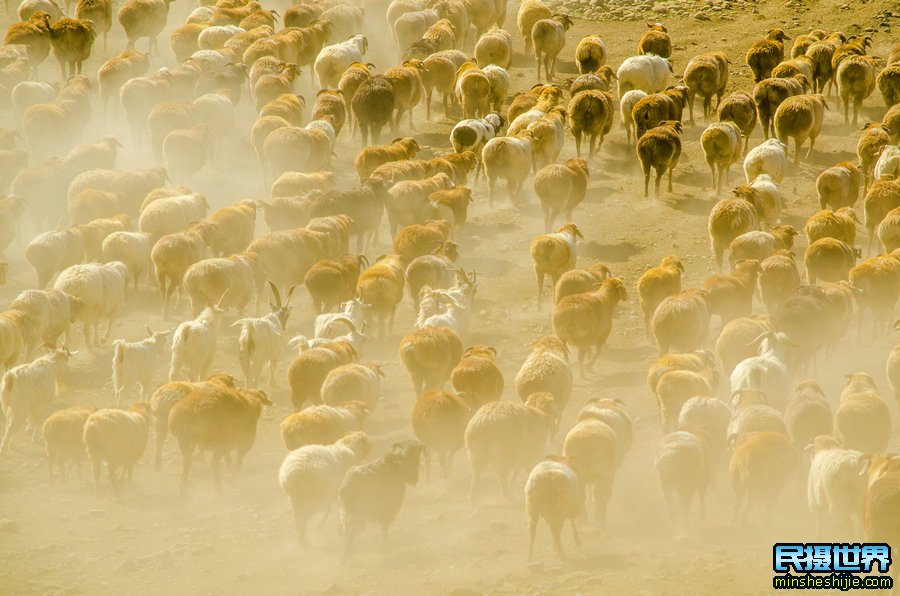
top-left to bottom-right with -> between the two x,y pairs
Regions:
841,95 -> 849,124
667,165 -> 674,193
573,131 -> 582,159
806,135 -> 816,159
535,268 -> 544,309
642,164 -> 651,197
154,423 -> 167,472
709,163 -> 717,191
589,134 -> 597,157
535,51 -> 542,81
654,167 -> 663,196
211,453 -> 223,495
852,98 -> 862,127
178,440 -> 195,495
527,517 -> 538,560
292,506 -> 308,544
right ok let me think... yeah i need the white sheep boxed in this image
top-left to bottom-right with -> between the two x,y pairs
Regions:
729,331 -> 792,411
198,25 -> 244,50
314,35 -> 368,89
748,173 -> 783,226
482,134 -> 533,207
279,431 -> 370,543
112,327 -> 172,405
619,89 -> 647,146
0,347 -> 74,454
616,54 -> 672,96
525,458 -> 582,560
874,145 -> 900,181
233,283 -> 295,388
53,261 -> 128,350
168,299 -> 227,382
743,138 -> 788,183
138,193 -> 210,243
101,231 -> 151,290
450,113 -> 504,157
806,435 -> 867,536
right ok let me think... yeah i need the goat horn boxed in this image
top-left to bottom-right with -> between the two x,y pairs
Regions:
267,280 -> 282,307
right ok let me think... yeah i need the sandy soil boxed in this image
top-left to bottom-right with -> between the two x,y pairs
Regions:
0,0 -> 898,594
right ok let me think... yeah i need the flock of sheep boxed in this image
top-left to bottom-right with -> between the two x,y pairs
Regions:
0,0 -> 899,574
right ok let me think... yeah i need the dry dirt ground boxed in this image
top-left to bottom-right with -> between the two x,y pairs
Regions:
0,0 -> 898,594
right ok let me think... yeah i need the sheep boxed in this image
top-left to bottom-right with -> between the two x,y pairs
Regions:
650,289 -> 710,355
63,136 -> 121,177
729,329 -> 793,410
575,34 -> 606,75
314,34 -> 367,89
7,290 -> 50,361
287,341 -> 361,410
880,208 -> 900,254
885,104 -> 900,144
746,28 -> 790,83
804,238 -> 859,284
473,28 -> 511,70
514,335 -> 572,412
0,347 -> 74,454
138,192 -> 209,245
862,453 -> 900,551
531,14 -> 572,82
816,163 -> 862,210
678,395 -> 730,463
743,138 -> 788,184
354,254 -> 406,340
10,80 -> 57,117
415,54 -> 459,118
784,381 -> 832,449
448,345 -> 503,408
517,0 -> 551,53
836,55 -> 876,126
465,393 -> 559,501
619,90 -> 647,146
647,349 -> 718,398
245,226 -> 335,301
280,401 -> 370,450
67,167 -> 167,218
790,30 -> 826,58
168,297 -> 227,382
834,373 -> 892,454
392,6 -> 438,52
354,137 -> 420,182
351,75 -> 395,146
169,385 -> 272,494
481,133 -> 532,207
21,76 -> 92,159
182,253 -> 260,318
507,84 -> 563,125
632,86 -> 691,139
453,61 -> 490,120
0,195 -> 25,258
116,0 -> 169,52
19,0 -> 61,22
655,430 -> 709,523
151,223 -> 213,320
554,262 -> 612,303
311,89 -> 346,136
530,223 -> 582,309
636,256 -> 683,338
730,431 -> 796,523
42,404 -> 95,486
773,93 -> 827,164
875,145 -> 900,182
531,158 -> 589,233
849,254 -> 900,339
338,440 -> 424,557
279,431 -> 370,543
405,245 -> 458,309
683,51 -> 729,124
304,255 -> 366,314
322,364 -> 383,409
568,89 -> 615,158
24,229 -> 85,289
616,54 -> 672,96
552,278 -> 628,375
411,389 -> 471,479
398,325 -> 462,396
82,403 -> 149,496
752,74 -> 809,139
3,12 -> 51,76
252,63 -> 301,113
112,327 -> 171,405
53,261 -> 127,350
729,227 -> 796,266
637,120 -> 682,197
563,417 -> 618,528
701,121 -> 743,192
715,315 -> 771,377
524,458 -> 582,560
271,171 -> 335,197
864,180 -> 900,253
717,92 -> 757,154
703,259 -> 761,326
655,369 -> 712,434
635,21 -> 670,56
569,68 -> 615,96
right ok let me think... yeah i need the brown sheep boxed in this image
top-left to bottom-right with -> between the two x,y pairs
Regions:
637,22 -> 671,58
531,223 -> 582,309
631,86 -> 689,140
773,93 -> 827,164
857,122 -> 891,190
304,254 -> 367,314
884,104 -> 900,144
554,262 -> 612,303
533,158 -> 589,233
651,289 -> 711,355
864,180 -> 900,254
42,404 -> 96,486
393,220 -> 451,263
169,386 -> 272,494
352,75 -> 396,146
552,277 -> 629,374
384,63 -> 425,131
411,389 -> 471,479
837,55 -> 876,126
83,403 -> 150,496
567,89 -> 614,158
451,345 -> 504,408
531,14 -> 573,82
817,162 -> 863,209
717,91 -> 757,154
575,34 -> 606,74
354,137 -> 420,181
752,74 -> 809,139
702,259 -> 761,325
637,120 -> 682,197
280,401 -> 370,450
3,12 -> 52,76
746,28 -> 790,83
805,207 -> 859,245
357,254 -> 406,339
683,51 -> 729,124
74,0 -> 110,51
116,0 -> 170,53
636,256 -> 683,338
804,237 -> 860,283
730,431 -> 797,523
849,254 -> 900,338
790,30 -> 826,59
835,373 -> 892,453
399,325 -> 463,396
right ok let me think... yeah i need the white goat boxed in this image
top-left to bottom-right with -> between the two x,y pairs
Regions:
729,331 -> 793,411
289,321 -> 370,355
112,327 -> 172,405
806,436 -> 867,536
874,145 -> 900,181
168,294 -> 228,382
314,35 -> 368,88
232,283 -> 295,388
314,298 -> 372,339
